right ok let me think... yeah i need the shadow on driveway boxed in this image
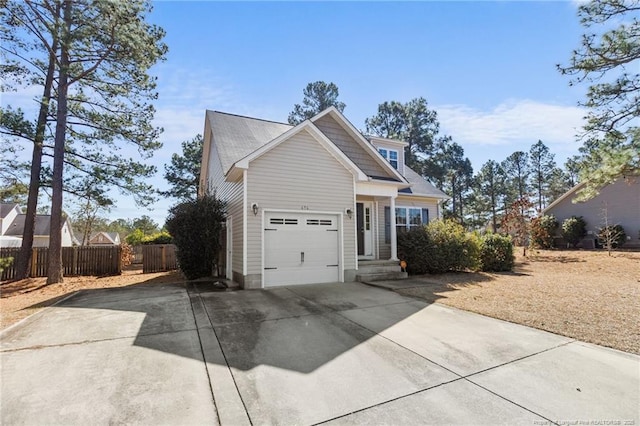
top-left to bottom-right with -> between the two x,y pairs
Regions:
2,280 -> 638,425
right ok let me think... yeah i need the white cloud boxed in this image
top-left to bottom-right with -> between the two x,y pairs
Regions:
436,99 -> 586,154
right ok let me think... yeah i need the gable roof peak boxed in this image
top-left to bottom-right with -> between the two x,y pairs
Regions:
207,110 -> 291,127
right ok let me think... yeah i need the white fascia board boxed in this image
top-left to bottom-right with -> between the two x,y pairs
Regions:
400,191 -> 451,201
542,182 -> 586,214
368,136 -> 409,148
397,192 -> 451,201
310,108 -> 408,184
199,112 -> 213,197
356,181 -> 400,197
231,120 -> 368,181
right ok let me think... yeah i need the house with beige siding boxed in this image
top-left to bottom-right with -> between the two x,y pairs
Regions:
199,107 -> 449,288
543,177 -> 640,248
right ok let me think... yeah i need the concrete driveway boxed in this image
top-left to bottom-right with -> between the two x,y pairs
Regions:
1,281 -> 638,425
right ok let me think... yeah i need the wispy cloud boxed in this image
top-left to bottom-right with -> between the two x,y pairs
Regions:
436,99 -> 586,154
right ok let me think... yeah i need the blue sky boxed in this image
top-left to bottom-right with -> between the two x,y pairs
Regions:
5,1 -> 590,226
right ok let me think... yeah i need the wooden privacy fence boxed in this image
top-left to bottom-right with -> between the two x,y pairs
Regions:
0,246 -> 122,281
142,244 -> 178,273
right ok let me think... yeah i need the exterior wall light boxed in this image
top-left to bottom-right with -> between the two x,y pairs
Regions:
252,203 -> 259,216
345,208 -> 353,219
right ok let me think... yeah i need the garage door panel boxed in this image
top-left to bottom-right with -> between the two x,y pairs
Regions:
264,213 -> 340,287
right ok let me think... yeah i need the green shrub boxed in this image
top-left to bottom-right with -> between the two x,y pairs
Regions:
0,257 -> 13,273
398,219 -> 479,274
479,233 -> 515,272
597,224 -> 626,248
397,226 -> 432,275
141,231 -> 173,245
530,214 -> 558,249
125,228 -> 145,246
165,195 -> 226,280
561,216 -> 587,248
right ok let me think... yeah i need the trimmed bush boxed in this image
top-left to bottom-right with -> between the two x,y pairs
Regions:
141,231 -> 173,245
479,233 -> 514,272
562,216 -> 587,248
165,195 -> 226,280
398,219 -> 480,274
397,226 -> 432,275
530,214 -> 558,249
597,224 -> 626,248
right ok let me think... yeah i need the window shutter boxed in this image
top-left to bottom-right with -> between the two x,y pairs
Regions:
421,208 -> 429,224
384,206 -> 390,244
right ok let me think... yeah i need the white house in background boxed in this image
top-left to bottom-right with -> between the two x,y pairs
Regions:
0,204 -> 79,248
543,177 -> 640,248
0,204 -> 23,247
88,231 -> 121,246
199,107 -> 449,289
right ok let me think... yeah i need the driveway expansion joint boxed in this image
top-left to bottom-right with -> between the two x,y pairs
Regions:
0,327 -> 201,353
193,286 -> 254,426
461,339 -> 576,380
311,378 -> 466,426
186,289 -> 220,423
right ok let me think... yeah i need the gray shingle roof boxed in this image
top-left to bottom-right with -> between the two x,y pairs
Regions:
207,111 -> 292,175
400,167 -> 450,199
206,110 -> 448,200
4,214 -> 54,236
0,203 -> 20,218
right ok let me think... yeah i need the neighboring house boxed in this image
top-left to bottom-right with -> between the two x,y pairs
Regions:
0,204 -> 23,248
199,107 -> 449,288
0,205 -> 79,248
543,177 -> 640,248
88,231 -> 121,246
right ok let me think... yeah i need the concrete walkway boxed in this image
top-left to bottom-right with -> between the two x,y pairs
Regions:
1,281 -> 638,425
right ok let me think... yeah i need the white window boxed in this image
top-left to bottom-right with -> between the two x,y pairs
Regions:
395,207 -> 423,233
378,148 -> 398,169
384,206 -> 429,242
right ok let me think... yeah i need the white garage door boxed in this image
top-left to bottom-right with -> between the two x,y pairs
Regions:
264,212 -> 340,287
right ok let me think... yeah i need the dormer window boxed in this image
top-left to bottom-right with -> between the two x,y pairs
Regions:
378,148 -> 398,169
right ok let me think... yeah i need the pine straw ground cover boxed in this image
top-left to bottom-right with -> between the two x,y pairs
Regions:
397,249 -> 640,355
0,266 -> 183,330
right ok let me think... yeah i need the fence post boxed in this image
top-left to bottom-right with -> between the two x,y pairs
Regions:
30,247 -> 37,278
161,245 -> 166,271
73,246 -> 78,276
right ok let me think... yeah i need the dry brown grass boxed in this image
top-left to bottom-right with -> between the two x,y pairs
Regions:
397,249 -> 640,355
0,266 -> 184,330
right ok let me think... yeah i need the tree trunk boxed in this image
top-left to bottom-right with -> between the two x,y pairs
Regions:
490,187 -> 497,233
15,24 -> 59,280
47,0 -> 72,285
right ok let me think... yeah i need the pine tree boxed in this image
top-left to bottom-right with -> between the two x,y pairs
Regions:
558,0 -> 640,199
2,0 -> 167,283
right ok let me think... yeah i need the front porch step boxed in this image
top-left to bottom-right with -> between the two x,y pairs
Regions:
357,260 -> 402,274
357,264 -> 404,274
356,271 -> 408,282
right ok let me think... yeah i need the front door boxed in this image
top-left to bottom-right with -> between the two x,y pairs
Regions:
356,202 -> 374,258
